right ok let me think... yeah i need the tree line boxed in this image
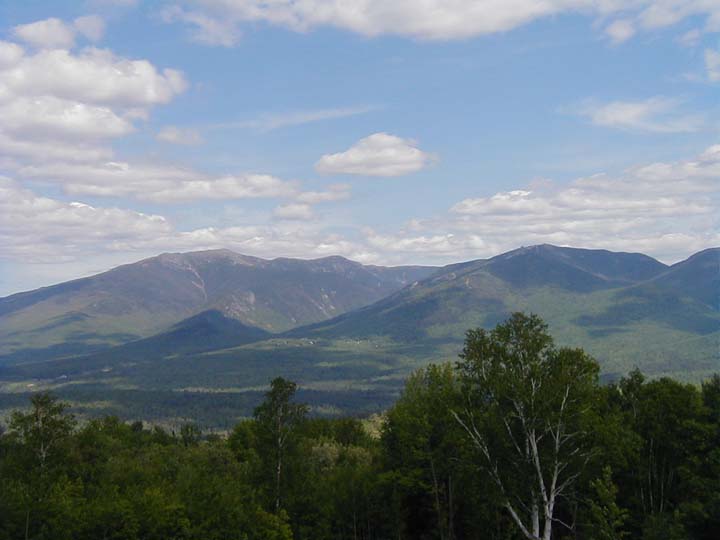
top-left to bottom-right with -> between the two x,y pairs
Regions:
0,313 -> 718,539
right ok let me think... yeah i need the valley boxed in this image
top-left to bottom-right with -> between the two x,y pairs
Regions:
0,244 -> 717,427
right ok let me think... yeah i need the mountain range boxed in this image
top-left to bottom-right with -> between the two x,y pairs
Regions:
0,245 -> 717,427
0,250 -> 433,362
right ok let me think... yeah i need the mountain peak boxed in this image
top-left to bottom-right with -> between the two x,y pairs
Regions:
483,244 -> 668,291
152,249 -> 265,266
0,249 -> 436,360
653,246 -> 719,309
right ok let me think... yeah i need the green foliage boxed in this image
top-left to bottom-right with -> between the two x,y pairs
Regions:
641,512 -> 687,540
253,377 -> 309,512
2,246 -> 717,428
587,467 -> 629,540
382,363 -> 464,540
454,313 -> 601,540
0,314 -> 718,540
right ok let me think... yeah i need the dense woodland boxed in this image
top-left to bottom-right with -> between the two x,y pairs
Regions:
0,314 -> 718,540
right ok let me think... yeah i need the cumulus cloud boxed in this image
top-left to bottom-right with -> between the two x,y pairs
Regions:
0,42 -> 24,67
0,31 -> 351,207
0,96 -> 133,140
295,183 -> 351,204
434,145 -> 720,262
316,133 -> 434,177
366,231 -> 487,256
18,160 -> 298,202
162,1 -> 720,43
274,203 -> 315,221
12,18 -> 77,49
0,177 -> 171,262
146,224 -> 371,263
0,31 -> 187,176
0,132 -> 114,163
0,178 -> 368,266
572,97 -> 704,133
156,126 -> 203,145
12,16 -> 106,50
1,145 -> 717,287
0,46 -> 186,106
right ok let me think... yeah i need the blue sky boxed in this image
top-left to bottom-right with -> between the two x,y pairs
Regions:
0,0 -> 718,295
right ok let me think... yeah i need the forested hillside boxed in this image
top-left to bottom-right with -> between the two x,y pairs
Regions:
1,246 -> 715,426
1,315 -> 718,540
0,250 -> 435,362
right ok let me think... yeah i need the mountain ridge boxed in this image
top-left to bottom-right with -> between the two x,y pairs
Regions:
0,244 -> 717,426
0,249 -> 436,360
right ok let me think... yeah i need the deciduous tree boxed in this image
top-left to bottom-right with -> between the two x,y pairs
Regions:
453,313 -> 600,540
254,377 -> 308,512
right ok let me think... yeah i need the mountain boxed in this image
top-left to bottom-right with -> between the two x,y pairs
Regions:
650,248 -> 719,309
0,250 -> 436,361
88,310 -> 272,362
291,245 -> 718,376
294,245 -> 675,338
481,244 -> 668,289
0,244 -> 716,427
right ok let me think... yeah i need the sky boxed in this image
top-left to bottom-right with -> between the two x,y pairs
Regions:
0,0 -> 718,296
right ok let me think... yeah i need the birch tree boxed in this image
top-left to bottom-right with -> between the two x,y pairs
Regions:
254,377 -> 308,513
453,313 -> 599,540
6,392 -> 76,540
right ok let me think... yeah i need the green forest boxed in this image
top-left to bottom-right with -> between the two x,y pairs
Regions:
0,314 -> 718,540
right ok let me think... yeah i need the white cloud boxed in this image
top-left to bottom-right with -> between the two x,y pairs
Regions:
573,97 -> 704,133
213,106 -> 376,132
11,16 -> 106,50
0,47 -> 186,107
0,136 -> 111,165
366,231 -> 487,256
316,133 -> 434,176
295,183 -> 351,204
431,145 -> 720,262
0,37 -> 187,159
17,160 -> 299,203
145,174 -> 297,203
274,203 -> 315,221
0,42 -> 24,68
12,18 -> 76,49
161,6 -> 242,47
605,19 -> 636,43
0,177 -> 171,262
0,32 -> 353,207
157,126 -> 203,145
163,1 -> 720,43
0,96 -> 133,139
1,145 -> 718,288
706,49 -> 720,81
0,31 -> 188,177
144,225 -> 371,263
0,178 -> 369,266
73,15 -> 106,42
